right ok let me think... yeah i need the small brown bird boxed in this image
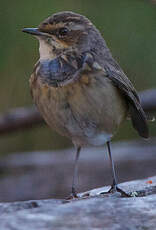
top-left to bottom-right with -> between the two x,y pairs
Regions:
23,11 -> 149,197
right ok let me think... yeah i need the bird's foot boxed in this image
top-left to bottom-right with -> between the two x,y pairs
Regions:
101,184 -> 131,197
66,187 -> 79,200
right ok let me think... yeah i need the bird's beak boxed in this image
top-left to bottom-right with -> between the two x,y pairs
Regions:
22,28 -> 48,37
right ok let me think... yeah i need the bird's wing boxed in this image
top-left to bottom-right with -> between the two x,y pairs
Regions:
103,64 -> 149,138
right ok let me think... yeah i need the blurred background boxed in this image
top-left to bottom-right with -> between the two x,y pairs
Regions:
0,0 -> 156,201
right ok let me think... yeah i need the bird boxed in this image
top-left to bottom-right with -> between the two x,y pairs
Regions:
22,11 -> 149,198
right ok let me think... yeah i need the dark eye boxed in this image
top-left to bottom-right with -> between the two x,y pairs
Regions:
58,27 -> 69,37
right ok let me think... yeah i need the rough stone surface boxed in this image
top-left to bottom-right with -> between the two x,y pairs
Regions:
0,176 -> 156,230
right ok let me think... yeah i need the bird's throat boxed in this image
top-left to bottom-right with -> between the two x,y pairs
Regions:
39,39 -> 57,61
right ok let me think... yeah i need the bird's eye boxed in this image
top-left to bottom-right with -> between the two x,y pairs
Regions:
58,27 -> 69,37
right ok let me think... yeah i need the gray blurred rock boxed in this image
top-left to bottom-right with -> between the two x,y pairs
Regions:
0,176 -> 156,230
0,138 -> 156,202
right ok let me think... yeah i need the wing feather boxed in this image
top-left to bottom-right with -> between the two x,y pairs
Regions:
104,65 -> 149,138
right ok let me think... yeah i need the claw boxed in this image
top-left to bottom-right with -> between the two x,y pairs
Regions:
100,184 -> 131,197
66,194 -> 79,200
66,187 -> 79,200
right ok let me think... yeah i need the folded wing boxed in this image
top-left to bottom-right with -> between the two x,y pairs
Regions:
104,64 -> 149,138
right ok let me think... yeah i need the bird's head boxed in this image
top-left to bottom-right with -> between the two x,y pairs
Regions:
22,11 -> 97,60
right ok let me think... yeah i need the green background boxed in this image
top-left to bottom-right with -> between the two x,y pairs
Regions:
0,0 -> 156,155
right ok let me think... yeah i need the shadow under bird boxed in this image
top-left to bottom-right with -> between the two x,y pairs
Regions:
23,11 -> 149,198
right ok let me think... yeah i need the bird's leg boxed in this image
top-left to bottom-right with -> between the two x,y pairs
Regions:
70,146 -> 81,198
103,141 -> 130,197
107,141 -> 118,192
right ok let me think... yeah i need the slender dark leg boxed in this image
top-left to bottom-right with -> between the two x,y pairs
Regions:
71,146 -> 81,198
106,141 -> 130,197
107,141 -> 118,190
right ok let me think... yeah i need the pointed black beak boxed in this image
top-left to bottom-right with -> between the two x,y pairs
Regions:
22,28 -> 47,36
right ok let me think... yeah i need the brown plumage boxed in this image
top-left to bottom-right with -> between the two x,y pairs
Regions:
23,11 -> 149,197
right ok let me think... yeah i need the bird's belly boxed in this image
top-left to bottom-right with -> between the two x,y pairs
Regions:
31,75 -> 127,146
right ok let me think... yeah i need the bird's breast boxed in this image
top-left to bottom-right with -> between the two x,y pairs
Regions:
30,69 -> 127,146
